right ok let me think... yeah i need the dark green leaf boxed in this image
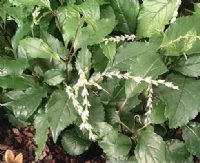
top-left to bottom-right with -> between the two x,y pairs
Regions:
158,74 -> 200,128
34,112 -> 49,160
150,101 -> 167,124
46,90 -> 78,142
182,122 -> 200,158
61,128 -> 91,155
110,0 -> 139,34
100,42 -> 116,64
12,0 -> 51,8
165,139 -> 190,162
4,88 -> 46,120
135,130 -> 166,163
99,130 -> 132,160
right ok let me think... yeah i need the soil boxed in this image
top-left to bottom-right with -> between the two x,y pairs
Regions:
0,125 -> 106,163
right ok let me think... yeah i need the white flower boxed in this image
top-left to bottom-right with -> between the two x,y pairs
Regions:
133,76 -> 142,83
80,122 -> 92,130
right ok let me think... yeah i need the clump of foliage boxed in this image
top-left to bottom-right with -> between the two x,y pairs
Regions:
1,0 -> 200,162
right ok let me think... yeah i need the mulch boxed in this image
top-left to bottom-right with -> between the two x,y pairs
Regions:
0,125 -> 106,163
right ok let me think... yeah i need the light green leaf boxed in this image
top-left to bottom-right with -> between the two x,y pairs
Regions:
74,0 -> 100,20
165,139 -> 190,162
4,88 -> 46,120
11,0 -> 51,8
74,18 -> 116,50
161,15 -> 200,56
99,130 -> 132,160
61,128 -> 91,156
135,130 -> 166,163
111,42 -> 159,71
110,0 -> 139,34
137,0 -> 180,37
150,101 -> 167,124
0,57 -> 28,76
41,31 -> 67,59
100,42 -> 116,64
19,38 -> 60,60
93,122 -> 113,138
46,90 -> 78,142
182,122 -> 200,158
0,76 -> 35,90
34,112 -> 49,161
76,47 -> 92,71
44,69 -> 66,86
57,7 -> 80,46
158,74 -> 200,128
174,54 -> 200,77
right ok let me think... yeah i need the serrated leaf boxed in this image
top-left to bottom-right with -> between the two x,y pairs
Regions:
137,0 -> 180,37
93,122 -> 113,138
161,15 -> 200,56
110,0 -> 139,34
165,140 -> 190,162
182,122 -> 200,158
57,7 -> 80,46
4,88 -> 46,120
34,112 -> 49,161
99,130 -> 132,160
61,128 -> 91,156
44,69 -> 66,86
74,18 -> 116,50
150,101 -> 167,124
0,57 -> 28,76
158,74 -> 200,128
174,54 -> 200,77
46,90 -> 78,142
19,38 -> 60,60
76,47 -> 92,71
135,130 -> 166,163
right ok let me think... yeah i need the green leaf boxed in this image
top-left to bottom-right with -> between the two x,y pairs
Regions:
182,122 -> 200,158
135,130 -> 166,163
12,0 -> 51,8
88,95 -> 105,124
174,54 -> 200,77
165,140 -> 190,162
100,42 -> 116,64
150,101 -> 167,124
111,42 -> 159,71
0,76 -> 35,90
19,38 -> 60,60
76,47 -> 92,71
61,128 -> 91,155
99,130 -> 132,160
93,122 -> 113,138
137,0 -> 180,37
4,88 -> 46,120
41,31 -> 67,59
44,69 -> 66,86
110,0 -> 139,34
91,46 -> 108,72
34,112 -> 49,161
74,0 -> 100,20
74,18 -> 116,50
46,90 -> 78,142
57,7 -> 80,46
158,74 -> 200,128
0,57 -> 28,75
161,15 -> 200,56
